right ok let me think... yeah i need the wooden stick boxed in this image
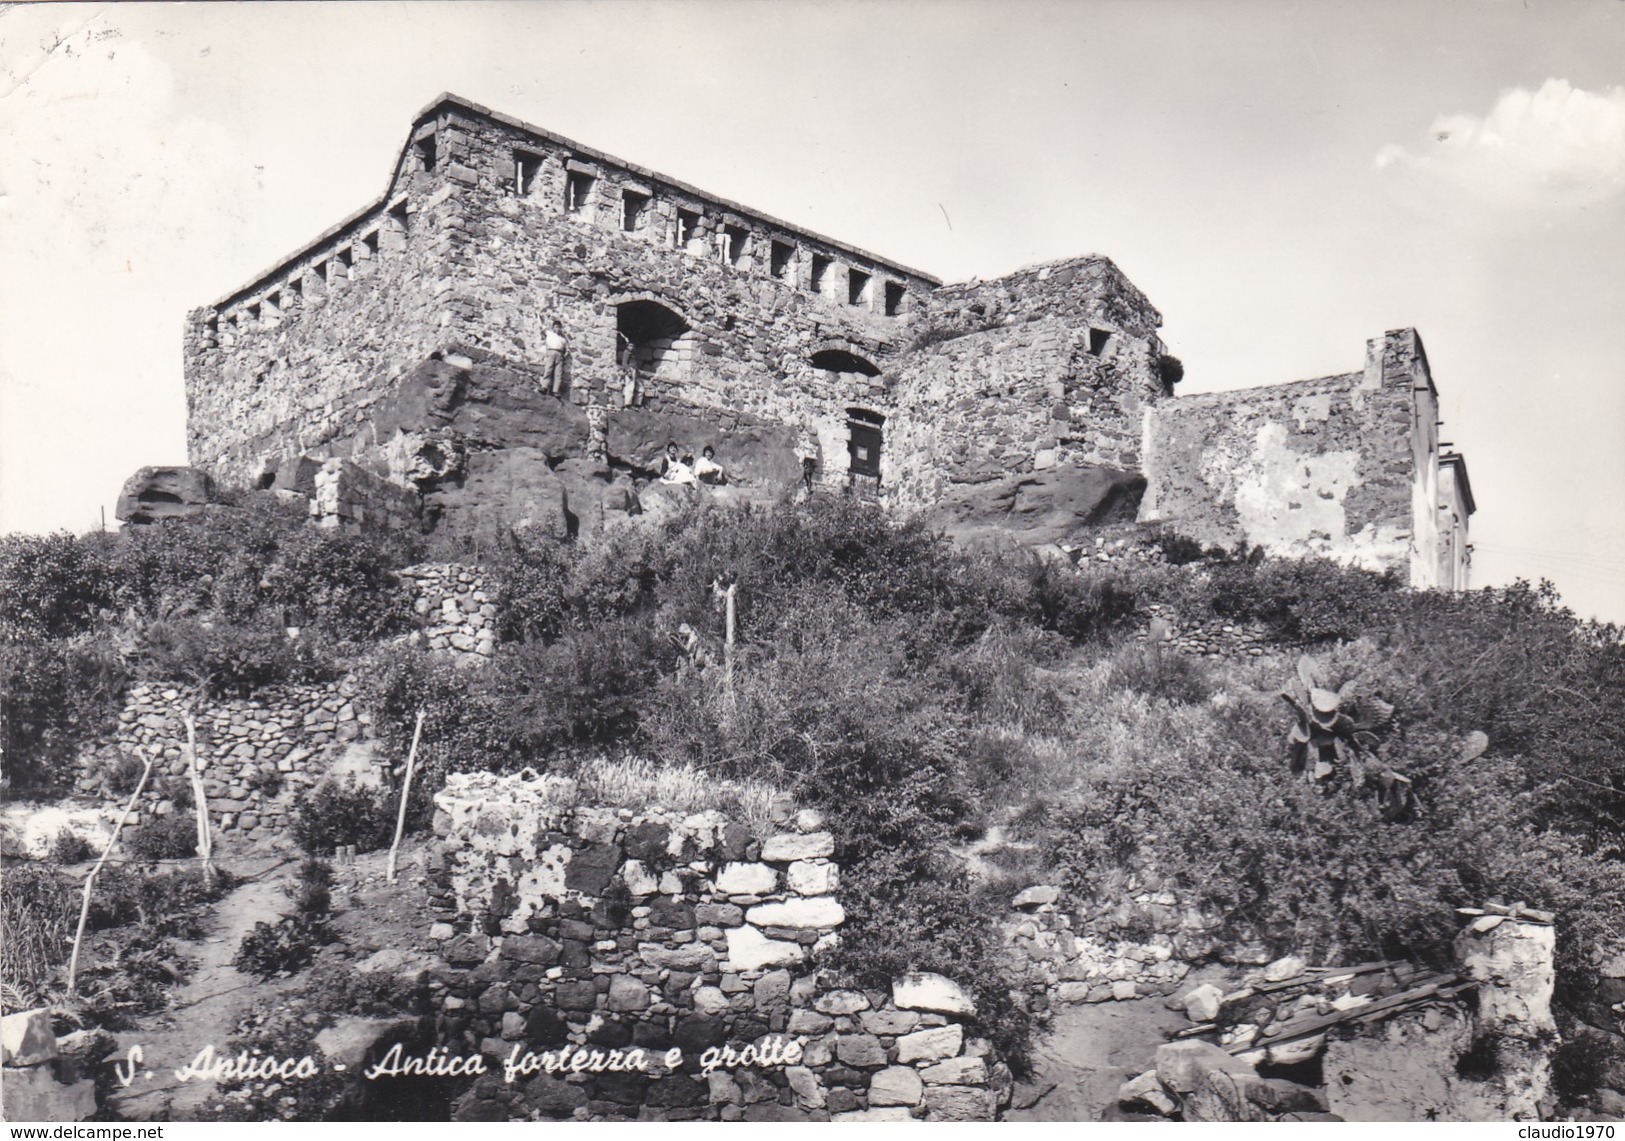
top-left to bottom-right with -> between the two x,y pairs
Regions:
184,712 -> 213,888
67,755 -> 156,993
386,710 -> 426,884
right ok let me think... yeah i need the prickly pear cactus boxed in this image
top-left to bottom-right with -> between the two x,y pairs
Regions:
1280,654 -> 1410,819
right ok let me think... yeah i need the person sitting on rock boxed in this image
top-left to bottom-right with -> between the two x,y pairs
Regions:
693,445 -> 727,485
660,441 -> 696,486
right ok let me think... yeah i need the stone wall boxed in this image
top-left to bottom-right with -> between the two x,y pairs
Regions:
77,682 -> 379,849
183,94 -> 1172,542
1140,329 -> 1467,587
400,563 -> 498,660
424,772 -> 1003,1121
311,457 -> 422,532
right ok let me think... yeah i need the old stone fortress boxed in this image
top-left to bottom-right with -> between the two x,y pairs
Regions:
156,92 -> 1473,586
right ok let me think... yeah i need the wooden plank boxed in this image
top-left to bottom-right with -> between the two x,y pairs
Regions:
1256,975 -> 1458,1042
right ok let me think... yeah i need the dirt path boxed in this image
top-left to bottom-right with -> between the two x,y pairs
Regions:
108,857 -> 298,1121
1007,965 -> 1234,1121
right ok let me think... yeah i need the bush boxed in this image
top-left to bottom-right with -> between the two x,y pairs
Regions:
50,829 -> 98,864
88,864 -> 235,937
1105,643 -> 1213,705
0,531 -> 114,639
234,915 -> 331,980
139,618 -> 335,698
291,781 -> 396,857
0,862 -> 76,1005
0,635 -> 128,792
122,813 -> 200,862
234,858 -> 335,980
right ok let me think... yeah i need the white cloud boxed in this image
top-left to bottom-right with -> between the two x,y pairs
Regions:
1375,79 -> 1625,210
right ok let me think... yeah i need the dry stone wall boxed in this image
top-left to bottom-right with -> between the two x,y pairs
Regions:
425,772 -> 1003,1121
77,682 -> 379,849
400,563 -> 498,660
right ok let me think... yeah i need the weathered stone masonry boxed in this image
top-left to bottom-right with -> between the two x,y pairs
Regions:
424,773 -> 1004,1121
180,92 -> 1472,587
182,94 -> 1168,540
1141,329 -> 1475,589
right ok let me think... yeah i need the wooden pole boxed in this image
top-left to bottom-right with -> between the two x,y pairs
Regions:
386,710 -> 426,884
184,712 -> 213,888
723,582 -> 737,710
68,755 -> 155,993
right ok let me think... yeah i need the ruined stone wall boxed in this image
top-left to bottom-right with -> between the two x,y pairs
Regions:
310,457 -> 423,532
1140,370 -> 1415,576
424,772 -> 1003,1121
400,563 -> 498,660
77,682 -> 380,849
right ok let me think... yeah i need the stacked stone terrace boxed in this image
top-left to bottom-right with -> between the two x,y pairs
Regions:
427,772 -> 1004,1121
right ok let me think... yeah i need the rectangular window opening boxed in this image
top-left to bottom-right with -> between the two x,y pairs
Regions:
622,190 -> 651,232
1088,327 -> 1111,355
515,151 -> 542,197
414,134 -> 437,174
770,240 -> 794,280
884,281 -> 906,317
848,268 -> 872,307
565,170 -> 596,214
810,254 -> 832,297
360,231 -> 379,259
677,209 -> 701,249
723,224 -> 749,266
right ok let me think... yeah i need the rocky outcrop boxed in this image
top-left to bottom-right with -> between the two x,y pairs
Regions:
115,465 -> 217,524
0,1010 -> 98,1122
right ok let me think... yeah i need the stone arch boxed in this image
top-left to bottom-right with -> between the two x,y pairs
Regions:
614,296 -> 694,384
808,339 -> 882,379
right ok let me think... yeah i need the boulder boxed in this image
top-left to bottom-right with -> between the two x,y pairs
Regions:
1154,1039 -> 1258,1095
714,862 -> 778,895
924,1084 -> 996,1121
812,990 -> 870,1016
1181,982 -> 1226,1023
897,1025 -> 963,1064
893,972 -> 976,1015
921,1056 -> 988,1085
1,1010 -> 57,1067
1118,1070 -> 1178,1116
924,464 -> 1146,547
313,1016 -> 418,1072
834,1034 -> 887,1068
1262,955 -> 1307,983
115,466 -> 217,524
760,831 -> 835,861
1012,884 -> 1059,909
1,1064 -> 97,1121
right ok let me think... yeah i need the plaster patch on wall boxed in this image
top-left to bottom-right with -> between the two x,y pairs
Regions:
1291,393 -> 1333,430
1231,421 -> 1361,553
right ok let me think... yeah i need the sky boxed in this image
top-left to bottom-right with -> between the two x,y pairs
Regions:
1,0 -> 1622,620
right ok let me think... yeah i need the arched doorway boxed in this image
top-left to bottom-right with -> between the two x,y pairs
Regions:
615,298 -> 692,406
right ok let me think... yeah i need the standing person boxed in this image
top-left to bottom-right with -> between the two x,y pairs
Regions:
542,319 -> 569,396
617,331 -> 641,408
